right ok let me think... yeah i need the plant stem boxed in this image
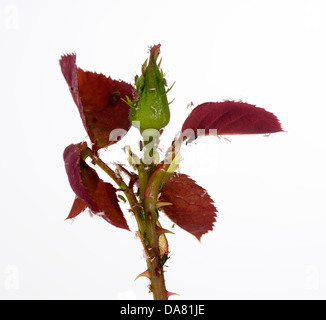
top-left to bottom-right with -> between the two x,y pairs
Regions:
139,140 -> 181,300
143,213 -> 168,300
86,150 -> 142,219
142,164 -> 170,300
87,145 -> 176,300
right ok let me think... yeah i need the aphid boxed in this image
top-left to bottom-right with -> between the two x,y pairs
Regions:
200,190 -> 208,198
187,101 -> 194,109
150,105 -> 158,114
118,194 -> 127,203
223,136 -> 232,143
95,211 -> 105,217
160,253 -> 169,268
87,208 -> 93,217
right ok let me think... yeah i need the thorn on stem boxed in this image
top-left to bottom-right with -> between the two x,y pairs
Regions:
156,201 -> 173,208
135,269 -> 151,281
166,290 -> 180,299
156,226 -> 174,236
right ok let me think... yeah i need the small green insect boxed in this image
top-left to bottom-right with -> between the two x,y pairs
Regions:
159,253 -> 169,268
117,194 -> 127,203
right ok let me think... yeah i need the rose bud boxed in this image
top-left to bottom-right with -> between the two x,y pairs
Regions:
129,44 -> 173,137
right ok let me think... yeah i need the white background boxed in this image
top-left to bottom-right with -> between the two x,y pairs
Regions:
1,0 -> 326,299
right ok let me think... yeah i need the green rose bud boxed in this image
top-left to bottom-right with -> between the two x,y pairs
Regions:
129,44 -> 173,135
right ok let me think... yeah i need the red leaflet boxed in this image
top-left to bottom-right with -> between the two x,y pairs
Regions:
63,143 -> 129,230
159,174 -> 217,240
182,101 -> 283,137
59,54 -> 135,151
66,197 -> 87,220
64,143 -> 99,211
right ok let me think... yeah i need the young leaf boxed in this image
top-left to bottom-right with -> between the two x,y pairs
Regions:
66,197 -> 87,220
159,173 -> 217,240
59,54 -> 135,151
63,143 -> 129,230
182,101 -> 283,138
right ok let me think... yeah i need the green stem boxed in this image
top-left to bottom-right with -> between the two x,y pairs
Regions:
142,164 -> 169,300
140,140 -> 180,300
86,150 -> 142,222
87,144 -> 177,300
128,147 -> 168,299
137,161 -> 148,201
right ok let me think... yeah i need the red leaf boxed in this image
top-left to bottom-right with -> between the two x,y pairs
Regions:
63,143 -> 98,211
66,197 -> 87,220
182,101 -> 283,137
159,174 -> 217,240
59,54 -> 135,151
63,143 -> 129,230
